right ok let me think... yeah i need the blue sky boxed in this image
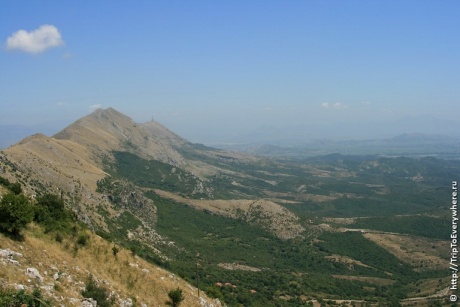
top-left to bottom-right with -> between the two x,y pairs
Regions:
1,1 -> 459,144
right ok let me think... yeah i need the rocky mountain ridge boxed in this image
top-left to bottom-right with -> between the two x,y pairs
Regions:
53,108 -> 187,167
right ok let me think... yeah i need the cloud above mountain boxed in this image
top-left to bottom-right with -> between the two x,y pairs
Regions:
6,25 -> 64,54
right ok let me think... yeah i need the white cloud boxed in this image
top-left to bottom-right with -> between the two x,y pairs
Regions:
321,102 -> 348,110
6,25 -> 64,54
89,104 -> 102,111
332,102 -> 347,109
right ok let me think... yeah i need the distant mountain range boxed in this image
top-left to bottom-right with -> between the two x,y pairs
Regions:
3,113 -> 459,151
201,115 -> 459,146
215,132 -> 460,158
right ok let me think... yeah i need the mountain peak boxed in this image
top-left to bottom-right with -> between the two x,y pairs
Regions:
85,107 -> 135,125
90,107 -> 123,116
53,107 -> 186,166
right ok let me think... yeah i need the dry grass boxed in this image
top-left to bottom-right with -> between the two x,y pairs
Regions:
0,225 -> 220,306
331,275 -> 396,286
5,133 -> 107,191
0,185 -> 9,197
405,276 -> 450,298
363,233 -> 448,271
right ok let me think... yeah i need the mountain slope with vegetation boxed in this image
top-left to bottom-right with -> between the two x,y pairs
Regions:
0,181 -> 219,306
0,107 -> 457,306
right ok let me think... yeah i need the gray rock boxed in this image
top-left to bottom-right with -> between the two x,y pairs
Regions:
26,267 -> 44,283
15,284 -> 26,290
0,248 -> 23,258
81,298 -> 97,307
119,297 -> 133,307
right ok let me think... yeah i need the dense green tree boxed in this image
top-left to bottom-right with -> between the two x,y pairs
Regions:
35,193 -> 65,220
205,285 -> 223,299
9,182 -> 22,195
0,192 -> 34,236
34,193 -> 73,232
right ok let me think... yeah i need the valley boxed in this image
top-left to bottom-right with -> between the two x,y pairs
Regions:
0,108 -> 457,306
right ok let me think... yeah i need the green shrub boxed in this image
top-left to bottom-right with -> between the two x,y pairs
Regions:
0,192 -> 34,236
205,285 -> 223,299
81,274 -> 114,307
34,193 -> 74,233
76,232 -> 89,246
0,287 -> 50,306
112,246 -> 119,257
167,287 -> 184,307
9,182 -> 22,195
0,176 -> 22,194
0,175 -> 10,187
55,232 -> 64,243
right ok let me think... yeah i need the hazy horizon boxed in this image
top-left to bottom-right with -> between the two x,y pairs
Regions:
1,1 -> 459,147
1,107 -> 459,150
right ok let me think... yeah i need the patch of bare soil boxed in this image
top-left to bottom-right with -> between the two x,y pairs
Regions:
308,167 -> 356,178
325,254 -> 373,269
323,217 -> 356,225
264,190 -> 337,202
217,263 -> 262,272
363,233 -> 448,271
364,183 -> 390,195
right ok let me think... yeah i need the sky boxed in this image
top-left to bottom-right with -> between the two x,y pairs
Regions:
1,1 -> 459,145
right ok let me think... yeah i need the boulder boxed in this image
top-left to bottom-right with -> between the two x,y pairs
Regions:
25,267 -> 44,283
